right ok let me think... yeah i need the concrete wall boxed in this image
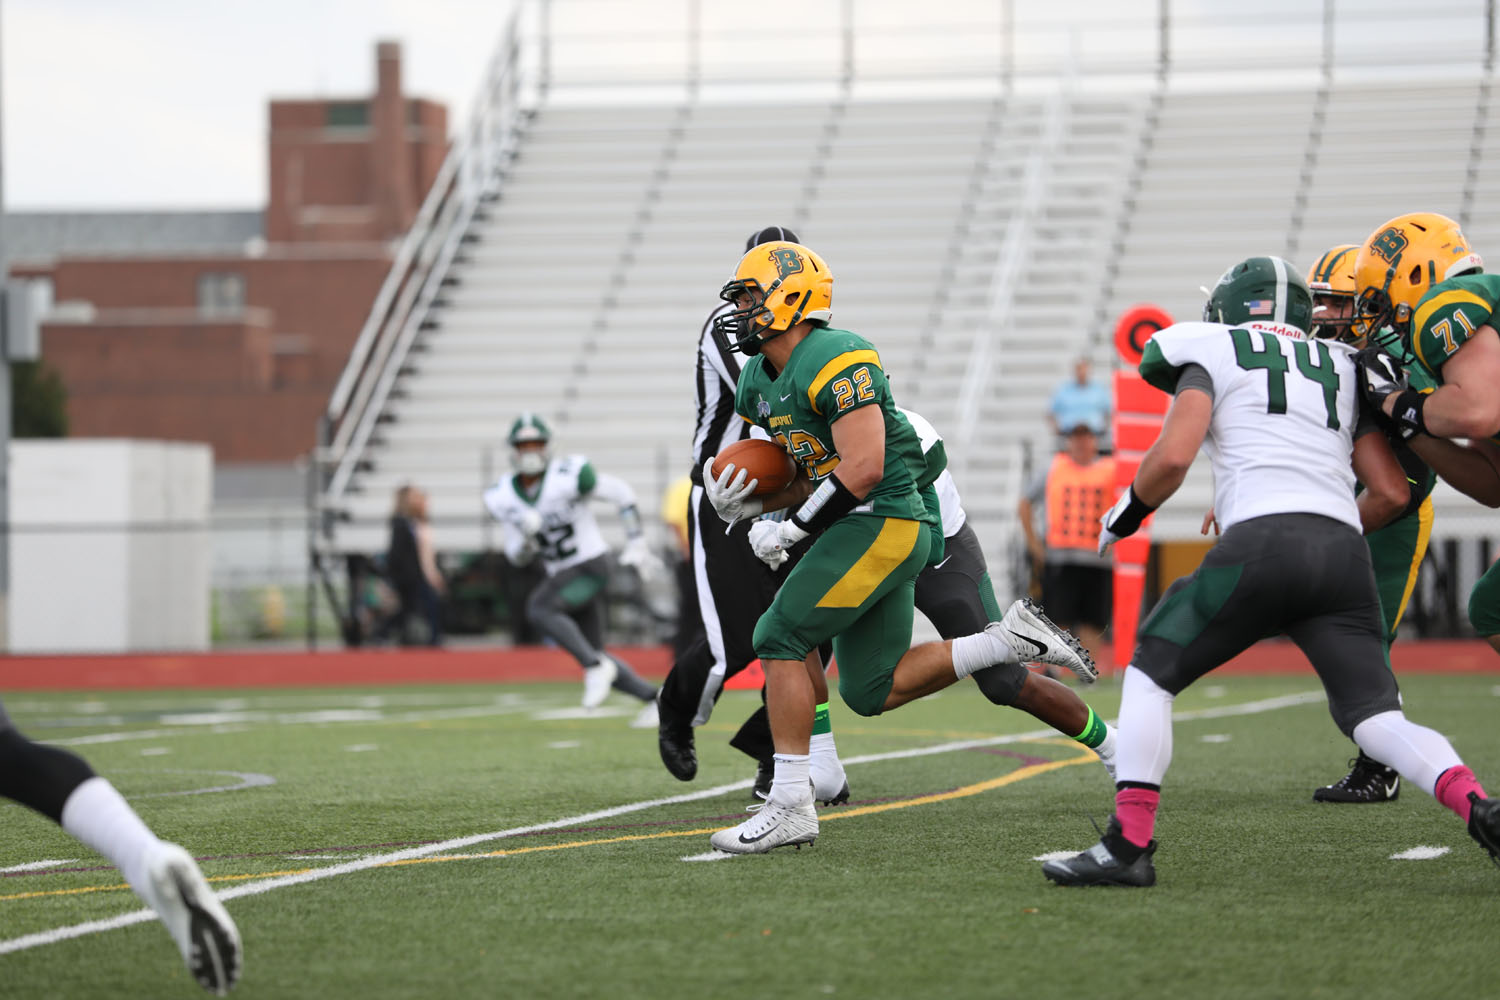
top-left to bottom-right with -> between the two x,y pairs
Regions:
9,439 -> 212,653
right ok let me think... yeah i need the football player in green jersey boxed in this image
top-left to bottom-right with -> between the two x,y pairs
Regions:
1351,213 -> 1500,658
699,241 -> 1096,854
1305,244 -> 1438,804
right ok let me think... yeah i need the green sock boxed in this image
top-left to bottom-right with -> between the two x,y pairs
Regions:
812,702 -> 832,736
1073,707 -> 1107,749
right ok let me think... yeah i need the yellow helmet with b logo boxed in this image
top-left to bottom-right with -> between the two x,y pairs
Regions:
1353,213 -> 1483,338
713,241 -> 834,356
1305,244 -> 1359,341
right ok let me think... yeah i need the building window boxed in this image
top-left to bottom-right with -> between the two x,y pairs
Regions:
197,272 -> 246,316
326,102 -> 369,127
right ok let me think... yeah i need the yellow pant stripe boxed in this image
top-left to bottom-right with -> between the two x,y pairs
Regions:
817,517 -> 920,609
806,350 -> 882,414
1391,495 -> 1434,630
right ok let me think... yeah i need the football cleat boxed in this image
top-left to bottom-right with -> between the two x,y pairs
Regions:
752,758 -> 774,801
656,700 -> 698,781
1042,820 -> 1156,888
1313,752 -> 1400,803
1468,793 -> 1500,867
998,599 -> 1097,682
581,657 -> 618,710
818,781 -> 851,807
139,843 -> 243,995
629,698 -> 659,730
810,751 -> 848,806
710,796 -> 819,855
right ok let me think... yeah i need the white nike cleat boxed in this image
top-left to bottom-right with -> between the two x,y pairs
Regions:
581,656 -> 618,709
710,796 -> 819,854
629,698 -> 660,729
137,843 -> 242,995
998,599 -> 1097,682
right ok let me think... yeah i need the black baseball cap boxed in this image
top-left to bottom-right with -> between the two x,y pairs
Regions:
746,226 -> 799,251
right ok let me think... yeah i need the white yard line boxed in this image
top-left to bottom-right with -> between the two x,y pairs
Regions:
0,690 -> 1323,957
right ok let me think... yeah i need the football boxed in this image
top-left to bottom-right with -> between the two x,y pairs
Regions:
710,438 -> 798,496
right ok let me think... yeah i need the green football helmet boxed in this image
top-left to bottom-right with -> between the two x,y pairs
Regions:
507,413 -> 551,476
1202,255 -> 1314,334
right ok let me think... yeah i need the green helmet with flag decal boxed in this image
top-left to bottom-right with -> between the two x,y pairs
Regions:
507,413 -> 551,476
1203,255 -> 1314,334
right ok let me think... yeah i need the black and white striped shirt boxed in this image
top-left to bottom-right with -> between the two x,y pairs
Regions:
691,301 -> 751,478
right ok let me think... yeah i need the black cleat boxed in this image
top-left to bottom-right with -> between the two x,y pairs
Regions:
1313,752 -> 1400,803
818,781 -> 851,807
656,697 -> 697,781
752,758 -> 774,801
1043,819 -> 1156,887
1468,793 -> 1500,867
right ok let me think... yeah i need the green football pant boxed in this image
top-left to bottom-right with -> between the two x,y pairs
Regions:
1365,496 -> 1432,657
753,514 -> 931,717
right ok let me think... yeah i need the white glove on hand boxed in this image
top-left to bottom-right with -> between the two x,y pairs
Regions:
703,457 -> 764,526
518,508 -> 543,537
618,536 -> 658,575
748,519 -> 809,569
1098,485 -> 1153,555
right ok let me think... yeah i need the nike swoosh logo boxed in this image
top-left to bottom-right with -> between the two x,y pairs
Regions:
738,828 -> 777,844
1384,780 -> 1399,797
1007,629 -> 1047,657
779,393 -> 792,401
933,555 -> 953,569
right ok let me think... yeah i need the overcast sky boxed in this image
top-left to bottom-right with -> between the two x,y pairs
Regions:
0,0 -> 1465,211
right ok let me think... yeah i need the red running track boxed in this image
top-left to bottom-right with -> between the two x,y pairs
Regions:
0,639 -> 1494,691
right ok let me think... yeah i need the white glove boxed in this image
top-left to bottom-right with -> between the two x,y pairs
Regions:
748,519 -> 809,569
517,508 -> 543,537
703,457 -> 764,526
1098,484 -> 1153,555
618,536 -> 659,575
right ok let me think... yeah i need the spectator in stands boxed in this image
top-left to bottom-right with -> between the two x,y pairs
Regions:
1017,420 -> 1115,665
1048,356 -> 1112,444
380,483 -> 445,646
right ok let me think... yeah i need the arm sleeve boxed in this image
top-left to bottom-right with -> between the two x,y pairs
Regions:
589,471 -> 639,508
1174,363 -> 1215,400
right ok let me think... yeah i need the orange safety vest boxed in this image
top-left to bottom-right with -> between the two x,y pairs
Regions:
1044,453 -> 1117,551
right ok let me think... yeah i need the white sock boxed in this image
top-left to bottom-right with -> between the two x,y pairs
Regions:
1352,710 -> 1463,796
809,733 -> 846,800
952,628 -> 1014,680
60,777 -> 165,898
1094,723 -> 1119,765
1116,666 -> 1175,786
769,753 -> 812,806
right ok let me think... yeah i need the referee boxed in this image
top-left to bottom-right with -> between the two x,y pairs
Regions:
655,226 -> 799,783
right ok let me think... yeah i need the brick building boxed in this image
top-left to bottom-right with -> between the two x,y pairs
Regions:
8,41 -> 447,465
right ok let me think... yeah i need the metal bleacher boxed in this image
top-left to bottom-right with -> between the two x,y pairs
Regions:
318,2 -> 1500,605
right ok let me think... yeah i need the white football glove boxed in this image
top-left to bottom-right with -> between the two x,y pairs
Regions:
703,457 -> 764,526
517,508 -> 543,537
748,519 -> 809,570
617,536 -> 660,575
1098,485 -> 1154,555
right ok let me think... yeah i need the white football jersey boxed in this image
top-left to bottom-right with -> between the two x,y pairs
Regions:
1141,320 -> 1362,532
898,407 -> 966,538
483,454 -> 634,574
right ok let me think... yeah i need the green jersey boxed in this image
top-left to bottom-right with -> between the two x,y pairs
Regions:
734,326 -> 928,523
1409,272 -> 1500,445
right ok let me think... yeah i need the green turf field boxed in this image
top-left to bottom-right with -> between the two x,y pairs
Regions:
2,673 -> 1497,999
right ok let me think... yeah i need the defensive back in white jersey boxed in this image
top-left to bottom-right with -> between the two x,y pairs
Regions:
1141,319 -> 1363,532
483,454 -> 616,573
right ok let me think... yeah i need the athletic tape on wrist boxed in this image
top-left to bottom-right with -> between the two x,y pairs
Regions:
1107,485 -> 1158,538
1388,389 -> 1429,438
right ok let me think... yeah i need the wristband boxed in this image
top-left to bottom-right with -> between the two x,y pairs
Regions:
790,474 -> 860,533
1387,389 -> 1429,439
1106,485 -> 1158,538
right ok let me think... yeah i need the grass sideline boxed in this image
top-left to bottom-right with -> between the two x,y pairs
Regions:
1,674 -> 1497,999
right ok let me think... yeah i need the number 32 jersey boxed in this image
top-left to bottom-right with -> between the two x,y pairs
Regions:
1139,320 -> 1365,533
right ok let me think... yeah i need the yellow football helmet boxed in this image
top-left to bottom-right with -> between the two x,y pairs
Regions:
1353,213 -> 1483,336
1305,244 -> 1359,341
713,241 -> 834,355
